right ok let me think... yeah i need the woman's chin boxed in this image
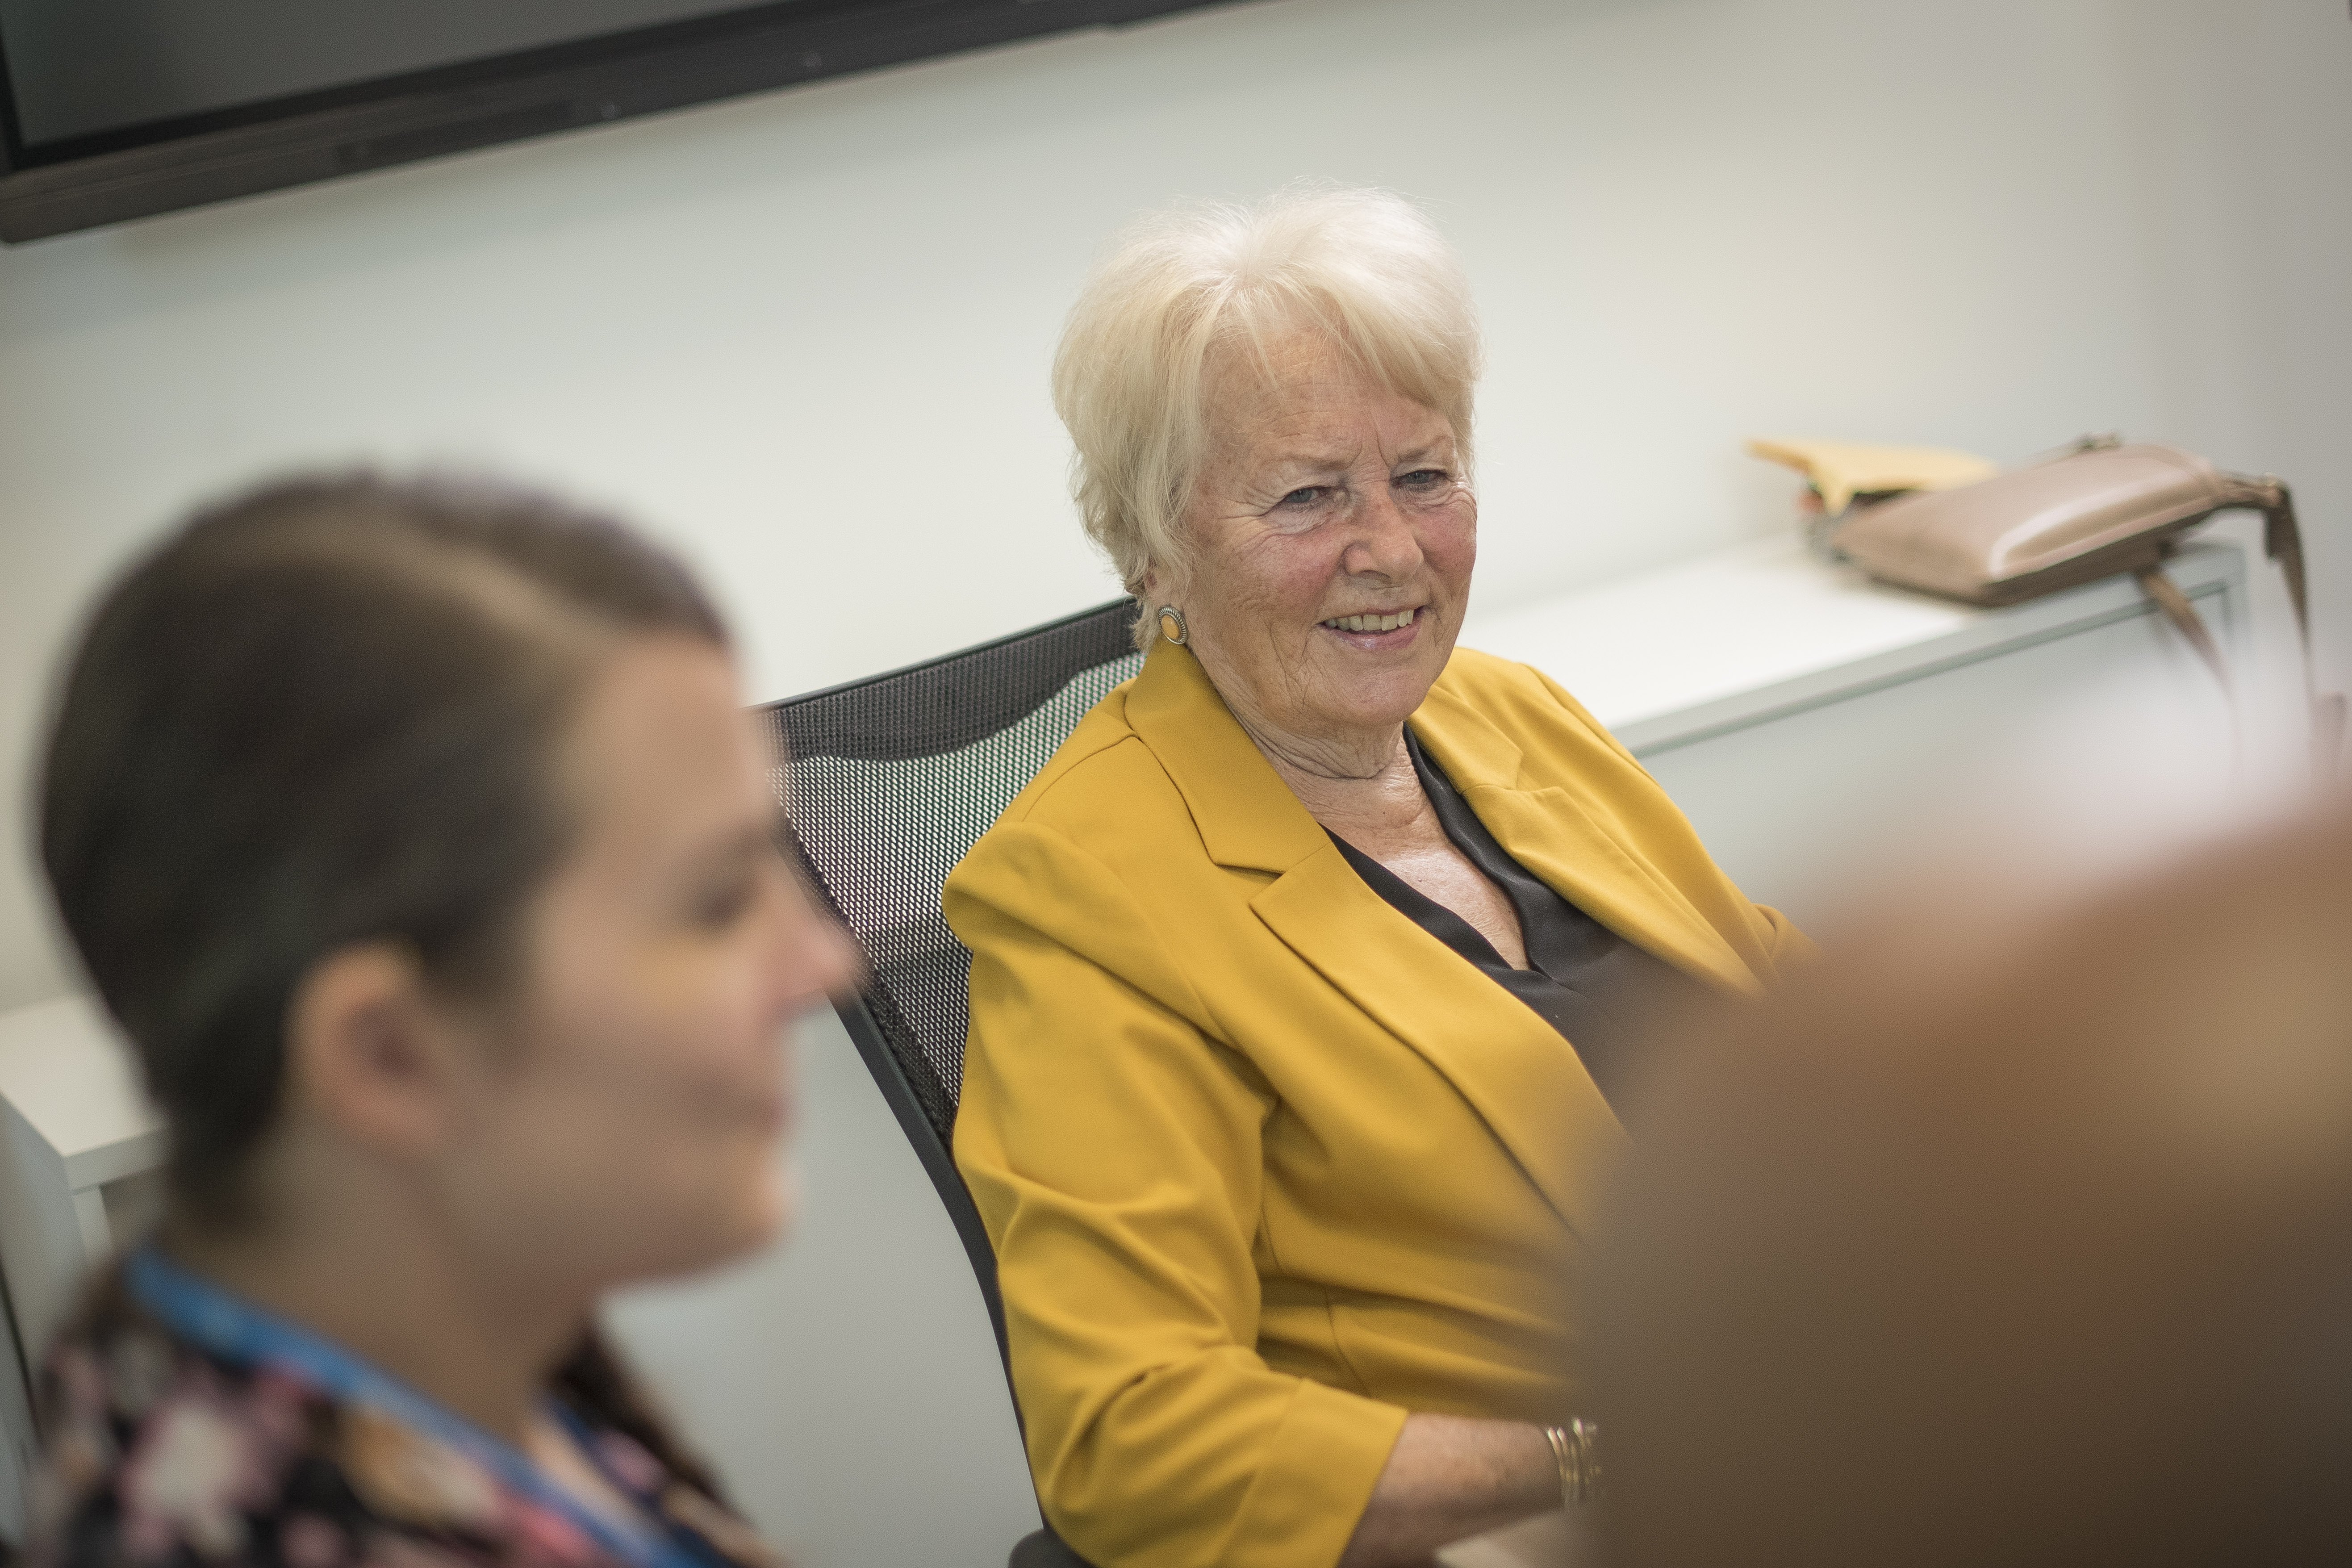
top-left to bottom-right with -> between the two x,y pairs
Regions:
711,1175 -> 794,1262
1300,636 -> 1452,726
603,1179 -> 793,1290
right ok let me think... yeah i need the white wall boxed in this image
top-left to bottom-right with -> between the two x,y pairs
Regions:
1,0 -> 2346,1561
4,0 -> 2348,1015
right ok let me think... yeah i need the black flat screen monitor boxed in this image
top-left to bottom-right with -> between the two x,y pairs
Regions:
0,0 -> 1230,243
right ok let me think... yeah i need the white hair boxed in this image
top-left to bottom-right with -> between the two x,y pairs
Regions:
1051,185 -> 1483,646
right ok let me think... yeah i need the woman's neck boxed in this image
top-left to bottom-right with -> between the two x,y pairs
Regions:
162,1184 -> 589,1445
1234,711 -> 1432,845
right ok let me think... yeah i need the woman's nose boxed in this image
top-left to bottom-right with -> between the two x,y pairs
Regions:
772,879 -> 865,1015
1339,486 -> 1426,579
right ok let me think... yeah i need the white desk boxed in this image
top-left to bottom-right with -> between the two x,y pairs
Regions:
0,995 -> 164,1348
1465,535 -> 2245,920
0,992 -> 163,1540
1467,533 -> 2241,753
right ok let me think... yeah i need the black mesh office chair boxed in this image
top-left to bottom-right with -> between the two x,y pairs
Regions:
758,600 -> 1141,1568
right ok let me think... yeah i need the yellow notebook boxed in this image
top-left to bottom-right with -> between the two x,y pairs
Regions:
1746,437 -> 1996,514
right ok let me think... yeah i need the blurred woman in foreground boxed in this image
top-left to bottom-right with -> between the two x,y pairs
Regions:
31,476 -> 856,1568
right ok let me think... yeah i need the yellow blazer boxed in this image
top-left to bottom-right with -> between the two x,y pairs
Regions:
946,638 -> 1806,1568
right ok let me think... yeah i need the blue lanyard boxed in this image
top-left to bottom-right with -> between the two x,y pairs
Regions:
125,1246 -> 710,1568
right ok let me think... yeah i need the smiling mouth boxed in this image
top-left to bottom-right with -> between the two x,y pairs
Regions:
1321,607 -> 1422,633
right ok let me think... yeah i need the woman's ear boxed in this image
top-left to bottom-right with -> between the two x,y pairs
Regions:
283,943 -> 477,1161
1140,551 -> 1187,608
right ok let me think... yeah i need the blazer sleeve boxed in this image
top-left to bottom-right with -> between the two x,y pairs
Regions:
946,820 -> 1409,1568
1525,663 -> 1819,975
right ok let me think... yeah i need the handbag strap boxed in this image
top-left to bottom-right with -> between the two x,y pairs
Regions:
2247,480 -> 2348,781
2257,483 -> 2313,644
2153,475 -> 2345,782
2134,564 -> 2227,688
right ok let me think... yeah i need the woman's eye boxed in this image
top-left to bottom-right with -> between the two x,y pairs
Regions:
1278,486 -> 1327,508
692,874 -> 757,930
1398,468 -> 1450,490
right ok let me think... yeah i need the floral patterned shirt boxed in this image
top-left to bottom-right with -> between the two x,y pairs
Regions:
24,1267 -> 781,1568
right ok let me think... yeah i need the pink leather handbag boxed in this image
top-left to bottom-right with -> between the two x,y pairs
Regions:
1831,438 -> 2342,773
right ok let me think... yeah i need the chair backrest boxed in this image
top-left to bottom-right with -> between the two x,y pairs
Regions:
757,600 -> 1143,1366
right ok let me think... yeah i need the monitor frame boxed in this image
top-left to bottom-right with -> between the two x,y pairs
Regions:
0,0 -> 1232,243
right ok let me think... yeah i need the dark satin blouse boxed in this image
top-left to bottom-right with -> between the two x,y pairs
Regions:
1328,729 -> 1696,1110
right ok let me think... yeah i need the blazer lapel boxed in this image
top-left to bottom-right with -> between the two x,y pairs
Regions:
1410,691 -> 1760,995
1124,640 -> 1321,874
1251,849 -> 1627,1236
1126,640 -> 1625,1234
1471,790 -> 1759,994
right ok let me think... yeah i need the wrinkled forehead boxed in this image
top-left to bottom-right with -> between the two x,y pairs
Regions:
1206,313 -> 1376,404
1203,323 -> 1449,443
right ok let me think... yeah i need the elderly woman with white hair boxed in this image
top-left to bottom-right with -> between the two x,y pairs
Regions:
944,188 -> 1809,1568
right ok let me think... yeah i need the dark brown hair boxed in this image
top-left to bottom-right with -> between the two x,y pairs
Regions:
40,472 -> 728,1223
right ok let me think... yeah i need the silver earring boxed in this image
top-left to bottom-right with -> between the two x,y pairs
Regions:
1157,605 -> 1189,646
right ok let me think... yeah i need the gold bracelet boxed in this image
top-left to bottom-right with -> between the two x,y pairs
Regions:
1542,1418 -> 1600,1506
